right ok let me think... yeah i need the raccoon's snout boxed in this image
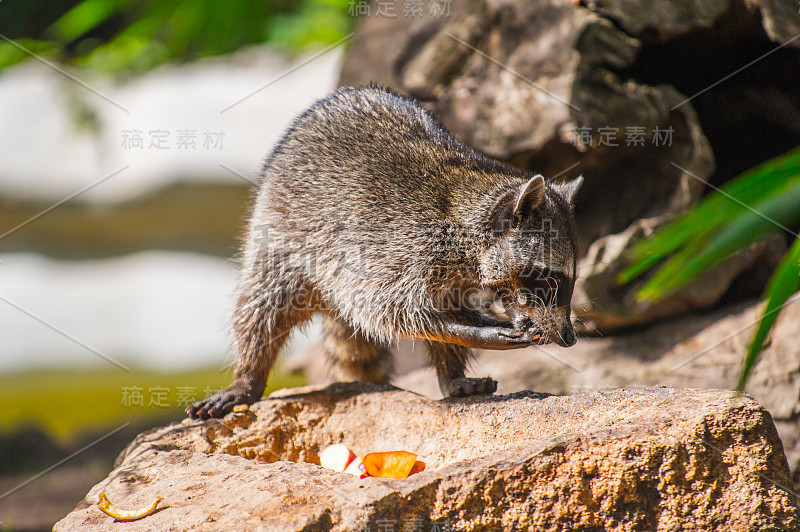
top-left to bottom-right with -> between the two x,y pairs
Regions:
506,302 -> 577,348
495,291 -> 577,348
556,326 -> 577,347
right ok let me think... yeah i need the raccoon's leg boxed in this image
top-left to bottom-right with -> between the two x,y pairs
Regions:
187,263 -> 314,419
323,315 -> 393,384
426,341 -> 497,398
414,307 -> 542,351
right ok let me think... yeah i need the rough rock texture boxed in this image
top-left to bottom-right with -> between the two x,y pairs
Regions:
339,0 -> 800,329
573,220 -> 786,332
395,295 -> 800,491
586,0 -> 800,43
56,383 -> 798,531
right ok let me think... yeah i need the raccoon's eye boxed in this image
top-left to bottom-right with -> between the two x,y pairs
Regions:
520,272 -> 553,306
519,267 -> 569,307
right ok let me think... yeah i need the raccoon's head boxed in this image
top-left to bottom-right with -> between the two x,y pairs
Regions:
478,174 -> 582,347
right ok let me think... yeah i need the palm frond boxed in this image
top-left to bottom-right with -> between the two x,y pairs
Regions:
737,236 -> 800,390
618,147 -> 800,298
617,146 -> 800,389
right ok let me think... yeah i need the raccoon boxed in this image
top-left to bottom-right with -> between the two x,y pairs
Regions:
187,85 -> 581,419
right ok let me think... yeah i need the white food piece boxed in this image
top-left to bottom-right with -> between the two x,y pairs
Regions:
319,444 -> 355,472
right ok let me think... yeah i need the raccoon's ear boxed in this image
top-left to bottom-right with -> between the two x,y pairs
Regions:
489,175 -> 545,234
513,175 -> 546,218
552,175 -> 584,204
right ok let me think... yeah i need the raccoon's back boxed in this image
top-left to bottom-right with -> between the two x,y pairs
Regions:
260,85 -> 476,225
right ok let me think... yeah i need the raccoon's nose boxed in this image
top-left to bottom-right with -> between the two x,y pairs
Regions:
561,327 -> 577,347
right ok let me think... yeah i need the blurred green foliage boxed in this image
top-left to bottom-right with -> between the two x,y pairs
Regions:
0,0 -> 354,74
0,365 -> 305,441
619,146 -> 800,390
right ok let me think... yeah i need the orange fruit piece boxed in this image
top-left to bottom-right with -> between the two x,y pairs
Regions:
363,451 -> 425,479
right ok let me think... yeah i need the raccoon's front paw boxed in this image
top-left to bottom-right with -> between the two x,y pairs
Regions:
186,376 -> 265,420
446,377 -> 498,398
490,326 -> 542,348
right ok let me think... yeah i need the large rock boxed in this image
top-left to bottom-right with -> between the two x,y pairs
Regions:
56,383 -> 798,531
584,0 -> 800,43
397,295 -> 800,490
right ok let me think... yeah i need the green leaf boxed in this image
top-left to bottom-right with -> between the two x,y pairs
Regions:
635,181 -> 800,301
0,38 -> 61,70
737,236 -> 800,390
1,0 -> 356,74
614,145 -> 800,394
618,146 -> 800,288
46,0 -> 126,43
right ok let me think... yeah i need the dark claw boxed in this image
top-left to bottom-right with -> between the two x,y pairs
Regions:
497,327 -> 541,344
186,377 -> 265,420
498,328 -> 525,339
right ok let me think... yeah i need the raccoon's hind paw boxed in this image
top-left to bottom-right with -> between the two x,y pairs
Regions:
445,376 -> 498,398
186,377 -> 265,420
